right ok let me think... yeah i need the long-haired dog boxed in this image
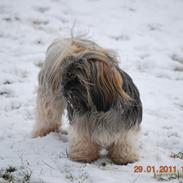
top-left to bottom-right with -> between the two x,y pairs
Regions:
32,38 -> 142,165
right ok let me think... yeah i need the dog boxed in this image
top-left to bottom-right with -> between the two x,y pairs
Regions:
32,38 -> 142,165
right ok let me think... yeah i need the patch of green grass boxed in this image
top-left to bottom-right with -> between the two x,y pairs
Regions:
154,171 -> 183,181
0,166 -> 32,183
22,170 -> 32,183
170,152 -> 183,159
0,166 -> 16,182
6,166 -> 16,173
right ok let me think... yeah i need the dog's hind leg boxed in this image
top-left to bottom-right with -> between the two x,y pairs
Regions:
108,128 -> 140,165
32,87 -> 65,137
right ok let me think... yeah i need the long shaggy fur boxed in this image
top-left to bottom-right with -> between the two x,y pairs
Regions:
32,38 -> 143,164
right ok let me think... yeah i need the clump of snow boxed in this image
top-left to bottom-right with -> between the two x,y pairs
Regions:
0,0 -> 183,182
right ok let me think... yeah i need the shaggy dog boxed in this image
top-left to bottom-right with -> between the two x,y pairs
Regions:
32,38 -> 142,165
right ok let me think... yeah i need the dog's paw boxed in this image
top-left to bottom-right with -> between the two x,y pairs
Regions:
108,152 -> 139,165
32,123 -> 60,137
68,152 -> 99,163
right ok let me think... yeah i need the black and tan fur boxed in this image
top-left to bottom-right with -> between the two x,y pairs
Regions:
32,38 -> 142,165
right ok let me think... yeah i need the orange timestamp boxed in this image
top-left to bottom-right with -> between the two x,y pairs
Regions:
134,165 -> 183,174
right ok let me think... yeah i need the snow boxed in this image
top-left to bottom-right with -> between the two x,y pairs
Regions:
0,0 -> 183,182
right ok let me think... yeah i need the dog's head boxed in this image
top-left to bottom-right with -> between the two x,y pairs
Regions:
62,51 -> 131,118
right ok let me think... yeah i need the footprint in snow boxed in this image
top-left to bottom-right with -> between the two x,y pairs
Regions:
33,6 -> 50,13
110,34 -> 130,41
0,88 -> 14,98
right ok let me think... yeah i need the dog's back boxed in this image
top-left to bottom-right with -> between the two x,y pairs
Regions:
38,38 -> 111,89
38,38 -> 142,127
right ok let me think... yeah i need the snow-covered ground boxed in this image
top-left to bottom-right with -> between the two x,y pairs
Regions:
0,0 -> 183,182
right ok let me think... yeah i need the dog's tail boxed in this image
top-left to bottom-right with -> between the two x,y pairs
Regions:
62,51 -> 131,114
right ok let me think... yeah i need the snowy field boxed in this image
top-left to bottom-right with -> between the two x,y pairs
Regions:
0,0 -> 183,182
